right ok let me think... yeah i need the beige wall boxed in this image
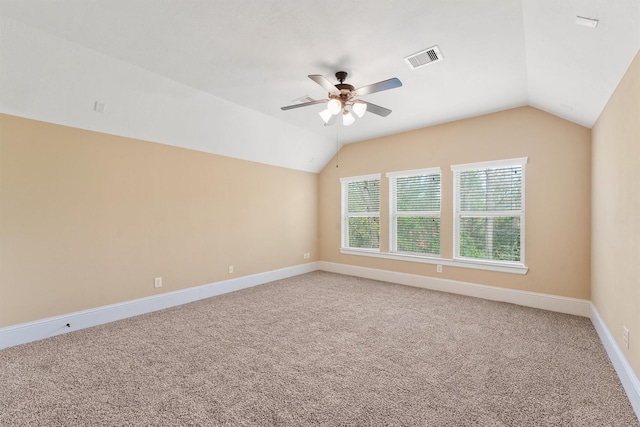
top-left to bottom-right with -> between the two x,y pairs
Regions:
592,50 -> 640,377
319,106 -> 591,299
0,114 -> 318,327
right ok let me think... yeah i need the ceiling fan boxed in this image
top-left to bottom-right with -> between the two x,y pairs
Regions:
281,71 -> 402,126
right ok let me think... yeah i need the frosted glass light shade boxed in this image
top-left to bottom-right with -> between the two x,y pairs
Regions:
319,108 -> 333,124
342,111 -> 355,126
352,102 -> 367,118
327,99 -> 342,115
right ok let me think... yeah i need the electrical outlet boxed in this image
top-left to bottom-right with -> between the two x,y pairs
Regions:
623,326 -> 629,350
437,264 -> 443,273
228,265 -> 234,274
154,277 -> 162,288
303,252 -> 310,259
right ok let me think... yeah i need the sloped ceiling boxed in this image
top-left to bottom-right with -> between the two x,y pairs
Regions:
1,0 -> 638,172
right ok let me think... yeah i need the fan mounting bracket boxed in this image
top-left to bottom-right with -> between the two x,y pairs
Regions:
335,71 -> 348,83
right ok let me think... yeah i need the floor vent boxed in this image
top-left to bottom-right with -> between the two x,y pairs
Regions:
404,46 -> 444,69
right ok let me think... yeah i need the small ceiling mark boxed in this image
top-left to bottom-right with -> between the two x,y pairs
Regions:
94,101 -> 106,113
576,16 -> 598,28
404,46 -> 444,70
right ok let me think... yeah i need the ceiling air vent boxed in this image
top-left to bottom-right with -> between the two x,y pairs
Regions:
291,95 -> 315,104
404,46 -> 444,69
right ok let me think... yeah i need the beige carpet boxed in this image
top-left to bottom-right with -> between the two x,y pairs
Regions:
1,271 -> 637,426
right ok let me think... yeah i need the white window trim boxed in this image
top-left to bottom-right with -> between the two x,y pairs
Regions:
386,168 -> 441,255
386,167 -> 441,179
450,157 -> 528,172
340,174 -> 381,251
451,157 -> 528,267
339,248 -> 528,275
337,162 -> 529,275
340,174 -> 382,183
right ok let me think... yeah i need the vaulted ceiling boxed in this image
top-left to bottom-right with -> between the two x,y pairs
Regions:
1,0 -> 638,172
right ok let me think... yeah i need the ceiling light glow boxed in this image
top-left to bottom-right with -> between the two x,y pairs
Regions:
342,111 -> 355,126
327,99 -> 342,114
352,102 -> 367,118
319,108 -> 333,124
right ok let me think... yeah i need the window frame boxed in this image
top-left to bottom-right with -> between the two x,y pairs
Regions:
451,157 -> 528,267
340,174 -> 381,252
386,167 -> 442,257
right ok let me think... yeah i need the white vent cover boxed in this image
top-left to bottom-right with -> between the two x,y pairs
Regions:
291,95 -> 315,104
576,16 -> 598,28
404,46 -> 444,69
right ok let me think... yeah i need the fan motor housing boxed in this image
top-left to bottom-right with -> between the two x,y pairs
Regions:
335,83 -> 355,93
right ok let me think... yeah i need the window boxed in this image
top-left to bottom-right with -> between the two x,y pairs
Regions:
387,168 -> 441,256
340,174 -> 381,250
452,158 -> 527,264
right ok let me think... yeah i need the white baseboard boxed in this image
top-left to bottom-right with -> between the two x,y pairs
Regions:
590,304 -> 640,417
317,261 -> 591,317
0,262 -> 318,350
0,261 -> 591,349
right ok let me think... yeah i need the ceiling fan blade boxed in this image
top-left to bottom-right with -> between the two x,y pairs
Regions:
361,101 -> 392,117
356,78 -> 402,97
281,99 -> 327,111
308,75 -> 340,94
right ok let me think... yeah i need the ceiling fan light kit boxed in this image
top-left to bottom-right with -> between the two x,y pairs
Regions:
319,108 -> 334,124
327,98 -> 342,114
282,71 -> 402,126
342,110 -> 356,126
352,101 -> 367,118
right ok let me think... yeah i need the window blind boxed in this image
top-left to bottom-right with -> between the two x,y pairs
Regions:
341,177 -> 380,249
347,180 -> 380,213
453,159 -> 526,263
388,170 -> 441,256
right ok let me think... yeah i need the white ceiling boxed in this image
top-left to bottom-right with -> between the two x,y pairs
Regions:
1,0 -> 639,172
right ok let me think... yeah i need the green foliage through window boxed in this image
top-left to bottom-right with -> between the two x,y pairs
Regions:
343,177 -> 380,249
347,180 -> 380,213
348,217 -> 380,249
459,167 -> 521,211
459,216 -> 520,261
397,216 -> 440,255
391,171 -> 441,256
396,175 -> 440,211
455,161 -> 524,263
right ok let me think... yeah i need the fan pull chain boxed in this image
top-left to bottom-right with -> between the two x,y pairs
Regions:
335,124 -> 339,168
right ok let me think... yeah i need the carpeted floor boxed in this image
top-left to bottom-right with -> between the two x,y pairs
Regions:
1,271 -> 637,426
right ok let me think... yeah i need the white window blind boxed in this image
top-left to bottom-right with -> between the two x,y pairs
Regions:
387,168 -> 441,256
340,174 -> 381,250
452,158 -> 527,264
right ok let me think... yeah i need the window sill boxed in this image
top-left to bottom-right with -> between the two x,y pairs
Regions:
340,248 -> 528,275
